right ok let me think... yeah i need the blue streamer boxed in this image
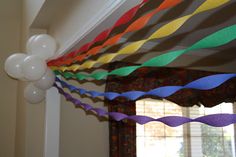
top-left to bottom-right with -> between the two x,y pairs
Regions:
55,84 -> 236,126
56,73 -> 236,100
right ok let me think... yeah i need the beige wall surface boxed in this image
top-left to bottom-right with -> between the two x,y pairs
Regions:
0,0 -> 21,157
0,0 -> 47,157
15,1 -> 46,157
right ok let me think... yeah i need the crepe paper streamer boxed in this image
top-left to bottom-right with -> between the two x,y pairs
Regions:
52,0 -> 182,66
47,0 -> 149,66
54,24 -> 236,80
55,84 -> 236,126
48,0 -> 182,67
51,0 -> 229,71
55,73 -> 236,100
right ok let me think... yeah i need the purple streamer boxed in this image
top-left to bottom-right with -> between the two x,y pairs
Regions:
54,84 -> 236,126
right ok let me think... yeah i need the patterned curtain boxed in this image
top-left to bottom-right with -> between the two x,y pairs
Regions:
106,100 -> 136,157
105,62 -> 236,157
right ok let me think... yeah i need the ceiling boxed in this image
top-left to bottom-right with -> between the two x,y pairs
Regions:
80,0 -> 236,72
30,0 -> 236,72
116,0 -> 236,52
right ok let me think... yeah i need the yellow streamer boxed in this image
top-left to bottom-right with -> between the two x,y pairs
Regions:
52,0 -> 229,72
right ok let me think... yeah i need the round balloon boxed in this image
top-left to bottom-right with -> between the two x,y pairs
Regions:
24,83 -> 45,104
4,53 -> 27,79
27,34 -> 57,60
34,68 -> 55,90
22,55 -> 47,81
26,35 -> 38,52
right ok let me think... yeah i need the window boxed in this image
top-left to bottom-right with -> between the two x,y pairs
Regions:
136,99 -> 236,157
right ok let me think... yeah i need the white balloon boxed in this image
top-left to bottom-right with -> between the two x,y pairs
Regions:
4,53 -> 27,79
27,34 -> 57,60
34,68 -> 55,90
26,35 -> 38,52
24,83 -> 45,104
22,55 -> 47,81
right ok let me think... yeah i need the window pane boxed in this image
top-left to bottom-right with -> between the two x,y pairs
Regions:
136,99 -> 184,157
136,99 -> 236,157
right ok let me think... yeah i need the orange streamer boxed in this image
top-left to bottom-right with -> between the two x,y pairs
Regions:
57,0 -> 182,66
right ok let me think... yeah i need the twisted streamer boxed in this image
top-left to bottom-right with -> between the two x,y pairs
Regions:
55,84 -> 236,126
51,0 -> 229,71
48,0 -> 149,66
56,74 -> 236,100
54,24 -> 236,80
55,0 -> 182,66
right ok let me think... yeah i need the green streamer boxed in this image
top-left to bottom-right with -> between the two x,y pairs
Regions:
54,24 -> 236,80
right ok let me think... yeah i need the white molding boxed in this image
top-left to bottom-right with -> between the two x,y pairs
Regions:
56,0 -> 126,56
44,87 -> 61,157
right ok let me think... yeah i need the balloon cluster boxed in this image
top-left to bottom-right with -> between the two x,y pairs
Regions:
4,34 -> 57,104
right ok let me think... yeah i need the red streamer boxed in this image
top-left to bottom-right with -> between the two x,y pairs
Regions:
51,0 -> 182,66
48,0 -> 148,66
